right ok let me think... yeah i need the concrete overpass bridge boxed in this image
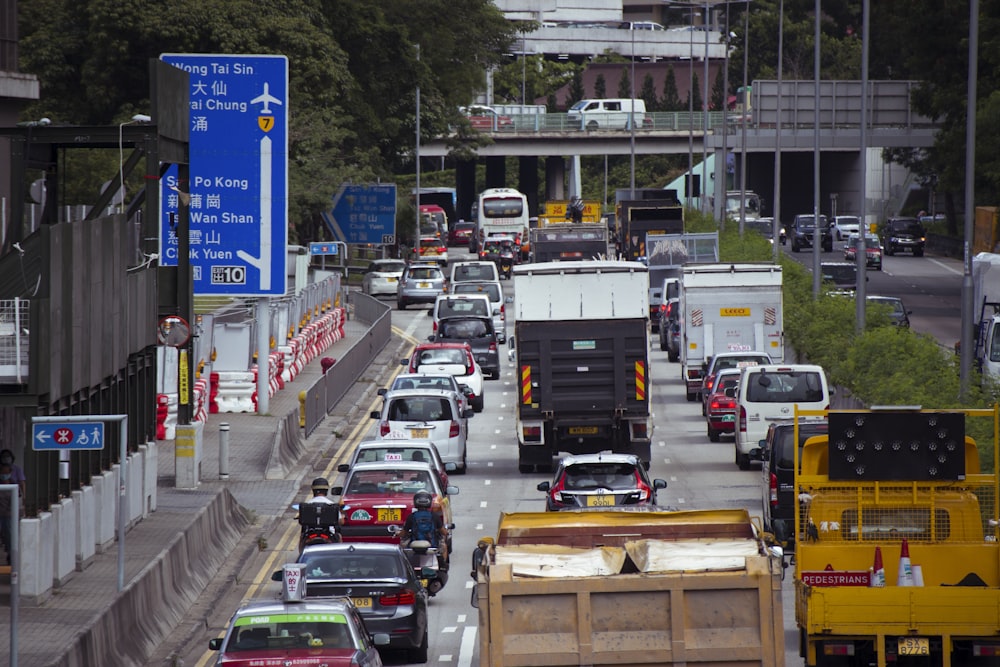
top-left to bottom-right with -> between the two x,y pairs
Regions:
422,80 -> 938,226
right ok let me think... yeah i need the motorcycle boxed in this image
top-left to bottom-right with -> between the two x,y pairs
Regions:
498,249 -> 515,280
389,525 -> 449,596
294,502 -> 341,554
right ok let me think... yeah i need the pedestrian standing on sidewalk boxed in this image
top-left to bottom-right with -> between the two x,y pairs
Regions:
0,461 -> 14,564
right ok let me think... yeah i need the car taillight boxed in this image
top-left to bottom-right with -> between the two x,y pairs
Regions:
659,302 -> 667,315
432,320 -> 437,332
379,589 -> 417,606
488,341 -> 497,353
379,421 -> 390,437
449,420 -> 460,437
523,425 -> 541,441
500,304 -> 505,317
550,478 -> 567,503
635,472 -> 652,501
769,473 -> 778,507
739,406 -> 747,433
632,421 -> 648,438
687,369 -> 702,380
705,375 -> 716,393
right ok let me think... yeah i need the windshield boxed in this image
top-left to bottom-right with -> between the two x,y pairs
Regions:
437,298 -> 489,318
388,396 -> 453,422
564,463 -> 640,490
438,318 -> 490,339
796,215 -> 828,229
569,100 -> 587,111
891,220 -> 925,235
453,283 -> 500,301
406,267 -> 441,280
373,261 -> 405,273
417,348 -> 467,366
746,371 -> 825,403
226,615 -> 354,652
822,265 -> 857,284
482,198 -> 524,218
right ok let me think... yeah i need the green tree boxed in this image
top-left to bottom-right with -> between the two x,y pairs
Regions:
711,66 -> 725,111
617,66 -> 632,98
660,67 -> 682,111
594,73 -> 607,99
687,71 -> 702,112
640,73 -> 658,112
567,69 -> 586,106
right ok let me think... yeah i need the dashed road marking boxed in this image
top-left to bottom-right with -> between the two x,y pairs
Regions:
480,500 -> 488,508
457,625 -> 477,667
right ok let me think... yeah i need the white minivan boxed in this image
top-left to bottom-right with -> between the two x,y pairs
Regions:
450,260 -> 500,285
734,364 -> 831,470
567,98 -> 647,130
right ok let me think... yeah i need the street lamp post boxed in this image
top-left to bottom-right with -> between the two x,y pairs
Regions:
630,26 -> 636,197
811,0 -> 822,298
738,3 -> 749,236
771,0 -> 783,264
702,1 -> 711,214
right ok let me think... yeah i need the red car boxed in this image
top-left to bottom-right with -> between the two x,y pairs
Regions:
332,460 -> 457,552
705,368 -> 742,442
448,221 -> 476,247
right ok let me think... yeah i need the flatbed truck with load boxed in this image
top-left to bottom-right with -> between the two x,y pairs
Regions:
679,263 -> 784,401
508,260 -> 652,473
973,252 -> 1000,384
616,198 -> 684,260
791,406 -> 1000,666
472,509 -> 785,667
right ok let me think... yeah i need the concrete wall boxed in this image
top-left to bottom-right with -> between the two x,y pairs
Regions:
17,447 -> 159,601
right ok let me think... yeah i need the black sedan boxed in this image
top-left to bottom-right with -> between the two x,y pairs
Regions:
428,315 -> 500,379
289,542 -> 430,663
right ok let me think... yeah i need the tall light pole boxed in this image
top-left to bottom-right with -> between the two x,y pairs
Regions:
718,8 -> 731,226
960,0 -> 980,397
415,44 -> 421,262
630,26 -> 636,197
771,0 -> 783,264
702,1 -> 711,214
688,5 -> 695,208
811,0 -> 821,298
738,2 -> 749,236
854,0 -> 870,331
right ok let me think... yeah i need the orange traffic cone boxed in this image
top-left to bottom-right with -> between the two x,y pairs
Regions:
870,546 -> 885,587
897,538 -> 915,586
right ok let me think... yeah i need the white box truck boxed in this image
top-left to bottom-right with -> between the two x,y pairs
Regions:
679,263 -> 784,401
973,252 -> 1000,383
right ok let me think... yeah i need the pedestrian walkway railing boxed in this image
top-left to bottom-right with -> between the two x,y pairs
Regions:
0,297 -> 30,384
300,293 -> 391,437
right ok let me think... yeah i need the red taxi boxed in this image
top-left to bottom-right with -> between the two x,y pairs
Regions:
705,368 -> 742,442
332,460 -> 457,550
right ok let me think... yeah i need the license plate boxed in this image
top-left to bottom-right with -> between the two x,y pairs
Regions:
351,597 -> 373,609
898,637 -> 929,656
387,277 -> 397,283
410,428 -> 429,439
568,426 -> 599,435
378,508 -> 402,522
417,282 -> 431,288
587,495 -> 615,507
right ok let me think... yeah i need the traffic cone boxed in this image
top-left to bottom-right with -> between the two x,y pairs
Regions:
897,538 -> 915,586
870,546 -> 885,587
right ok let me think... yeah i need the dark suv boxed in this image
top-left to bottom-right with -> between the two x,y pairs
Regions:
790,214 -> 832,253
881,217 -> 926,256
752,419 -> 828,550
428,315 -> 500,379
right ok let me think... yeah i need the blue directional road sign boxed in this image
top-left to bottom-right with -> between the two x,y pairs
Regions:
33,422 -> 106,451
309,242 -> 340,256
321,184 -> 397,245
159,53 -> 288,296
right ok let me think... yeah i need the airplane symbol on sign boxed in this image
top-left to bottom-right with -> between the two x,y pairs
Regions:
54,427 -> 74,444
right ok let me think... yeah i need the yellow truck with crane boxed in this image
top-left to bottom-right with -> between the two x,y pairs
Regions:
790,406 -> 1000,666
472,509 -> 785,667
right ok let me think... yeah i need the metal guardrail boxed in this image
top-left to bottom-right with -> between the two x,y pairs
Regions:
0,297 -> 30,384
301,293 -> 392,437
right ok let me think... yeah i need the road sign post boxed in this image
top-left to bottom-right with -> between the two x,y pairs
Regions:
159,54 -> 289,296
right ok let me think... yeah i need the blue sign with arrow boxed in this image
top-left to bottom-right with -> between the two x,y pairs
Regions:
321,184 -> 397,245
159,53 -> 289,296
33,422 -> 106,451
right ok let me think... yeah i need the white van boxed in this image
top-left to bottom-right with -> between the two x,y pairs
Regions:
431,293 -> 492,337
450,260 -> 500,285
567,98 -> 647,130
734,364 -> 831,470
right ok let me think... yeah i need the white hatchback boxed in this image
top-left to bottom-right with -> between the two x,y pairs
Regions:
370,388 -> 473,473
361,259 -> 406,296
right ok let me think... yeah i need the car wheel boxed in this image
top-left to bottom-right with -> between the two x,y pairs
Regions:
659,338 -> 668,351
791,242 -> 800,253
397,299 -> 407,310
473,396 -> 484,413
885,245 -> 894,256
737,450 -> 750,471
409,630 -> 429,663
685,390 -> 696,402
668,350 -> 679,363
914,248 -> 924,257
708,425 -> 720,442
518,463 -> 534,474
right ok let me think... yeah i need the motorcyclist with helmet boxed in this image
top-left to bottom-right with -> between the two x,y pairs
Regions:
297,477 -> 341,551
398,490 -> 449,565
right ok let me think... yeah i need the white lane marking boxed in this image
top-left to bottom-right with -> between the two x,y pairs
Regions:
475,523 -> 483,530
443,626 -> 458,633
490,444 -> 497,449
494,429 -> 502,435
484,479 -> 492,485
657,440 -> 665,447
405,316 -> 423,339
480,500 -> 488,508
465,580 -> 475,589
670,476 -> 678,482
500,403 -> 507,409
440,655 -> 454,662
677,497 -> 686,504
927,257 -> 963,276
497,416 -> 504,421
457,614 -> 467,623
457,625 -> 478,667
487,461 -> 494,467
664,458 -> 672,464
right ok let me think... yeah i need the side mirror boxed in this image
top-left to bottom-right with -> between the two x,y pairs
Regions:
400,358 -> 409,366
446,485 -> 460,495
209,638 -> 224,651
372,633 -> 391,647
444,462 -> 458,472
427,335 -> 436,342
337,463 -> 350,473
463,408 -> 475,419
420,566 -> 439,579
331,486 -> 343,496
653,479 -> 668,489
537,481 -> 551,492
505,296 -> 514,303
377,387 -> 388,396
507,336 -> 515,348
271,570 -> 282,582
758,439 -> 767,448
748,447 -> 762,460
426,310 -> 433,316
370,410 -> 381,419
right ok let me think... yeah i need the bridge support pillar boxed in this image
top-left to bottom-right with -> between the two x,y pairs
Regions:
518,156 -> 538,216
545,156 -> 565,201
485,156 -> 505,190
456,159 -> 476,222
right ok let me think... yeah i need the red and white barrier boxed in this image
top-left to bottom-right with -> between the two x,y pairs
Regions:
214,371 -> 256,413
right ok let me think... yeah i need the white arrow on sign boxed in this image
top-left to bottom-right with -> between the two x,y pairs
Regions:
35,430 -> 51,443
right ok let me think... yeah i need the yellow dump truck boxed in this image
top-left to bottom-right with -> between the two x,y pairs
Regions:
473,509 -> 785,667
793,406 -> 1000,666
538,199 -> 603,225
